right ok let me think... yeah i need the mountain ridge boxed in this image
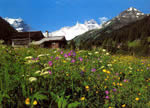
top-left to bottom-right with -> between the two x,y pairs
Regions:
4,17 -> 30,32
43,19 -> 103,40
73,7 -> 149,45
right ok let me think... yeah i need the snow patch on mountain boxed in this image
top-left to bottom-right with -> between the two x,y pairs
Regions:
4,17 -> 30,32
44,19 -> 104,40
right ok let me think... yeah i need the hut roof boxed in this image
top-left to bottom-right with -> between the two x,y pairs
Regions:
0,17 -> 17,40
11,31 -> 44,41
31,36 -> 66,45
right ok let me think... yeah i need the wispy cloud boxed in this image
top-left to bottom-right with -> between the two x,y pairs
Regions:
99,17 -> 108,24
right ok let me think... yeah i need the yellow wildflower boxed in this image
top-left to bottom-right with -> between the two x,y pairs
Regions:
103,69 -> 107,72
106,71 -> 110,74
96,91 -> 99,94
25,98 -> 30,105
120,83 -> 123,86
80,97 -> 85,101
85,85 -> 89,89
122,104 -> 126,107
135,97 -> 139,101
113,82 -> 116,86
33,100 -> 37,105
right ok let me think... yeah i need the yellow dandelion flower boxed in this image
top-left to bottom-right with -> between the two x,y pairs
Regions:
122,104 -> 126,107
135,97 -> 139,101
103,69 -> 107,73
120,83 -> 123,86
25,98 -> 30,105
80,97 -> 85,101
107,71 -> 110,74
113,82 -> 116,86
117,83 -> 120,86
104,86 -> 107,88
105,78 -> 108,81
85,85 -> 89,89
96,91 -> 99,94
138,93 -> 141,95
33,100 -> 37,105
63,60 -> 66,63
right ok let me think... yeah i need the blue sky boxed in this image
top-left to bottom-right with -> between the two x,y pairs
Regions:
0,0 -> 150,32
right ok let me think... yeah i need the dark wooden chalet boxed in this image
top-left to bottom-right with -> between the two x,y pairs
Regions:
0,17 -> 17,44
11,31 -> 44,47
32,36 -> 67,48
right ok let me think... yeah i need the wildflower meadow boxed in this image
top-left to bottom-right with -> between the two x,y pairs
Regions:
0,44 -> 150,108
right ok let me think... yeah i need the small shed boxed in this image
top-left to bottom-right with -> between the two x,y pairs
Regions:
32,36 -> 67,48
11,31 -> 44,47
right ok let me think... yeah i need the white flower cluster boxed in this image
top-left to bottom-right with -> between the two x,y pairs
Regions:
29,77 -> 37,82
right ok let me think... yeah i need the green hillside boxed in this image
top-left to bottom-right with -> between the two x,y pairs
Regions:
73,16 -> 150,55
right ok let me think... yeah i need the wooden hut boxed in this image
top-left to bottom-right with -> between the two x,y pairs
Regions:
32,36 -> 67,48
11,31 -> 44,47
0,17 -> 17,44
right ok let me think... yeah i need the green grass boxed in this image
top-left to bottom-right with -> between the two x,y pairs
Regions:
0,44 -> 150,108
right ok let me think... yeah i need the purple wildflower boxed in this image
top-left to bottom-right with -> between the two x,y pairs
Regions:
73,52 -> 76,56
48,61 -> 53,66
60,51 -> 63,54
55,57 -> 59,60
123,79 -> 128,82
79,57 -> 83,62
35,57 -> 39,60
80,71 -> 84,76
91,68 -> 96,72
68,52 -> 71,56
105,96 -> 109,99
116,73 -> 119,76
64,54 -> 68,58
71,59 -> 76,63
50,56 -> 53,59
105,90 -> 109,95
113,88 -> 117,92
49,70 -> 52,75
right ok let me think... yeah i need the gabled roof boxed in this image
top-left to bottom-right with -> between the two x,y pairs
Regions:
31,36 -> 66,45
0,17 -> 17,40
11,31 -> 44,41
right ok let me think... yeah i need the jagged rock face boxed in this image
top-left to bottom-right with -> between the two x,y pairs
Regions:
4,17 -> 30,32
103,7 -> 147,30
73,7 -> 149,45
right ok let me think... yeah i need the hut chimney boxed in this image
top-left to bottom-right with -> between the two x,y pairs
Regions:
46,30 -> 49,37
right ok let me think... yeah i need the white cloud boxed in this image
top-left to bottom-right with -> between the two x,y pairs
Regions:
99,17 -> 108,24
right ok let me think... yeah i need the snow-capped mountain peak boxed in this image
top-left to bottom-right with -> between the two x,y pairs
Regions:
127,7 -> 138,11
101,7 -> 147,30
4,17 -> 30,32
118,7 -> 145,19
44,20 -> 101,40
